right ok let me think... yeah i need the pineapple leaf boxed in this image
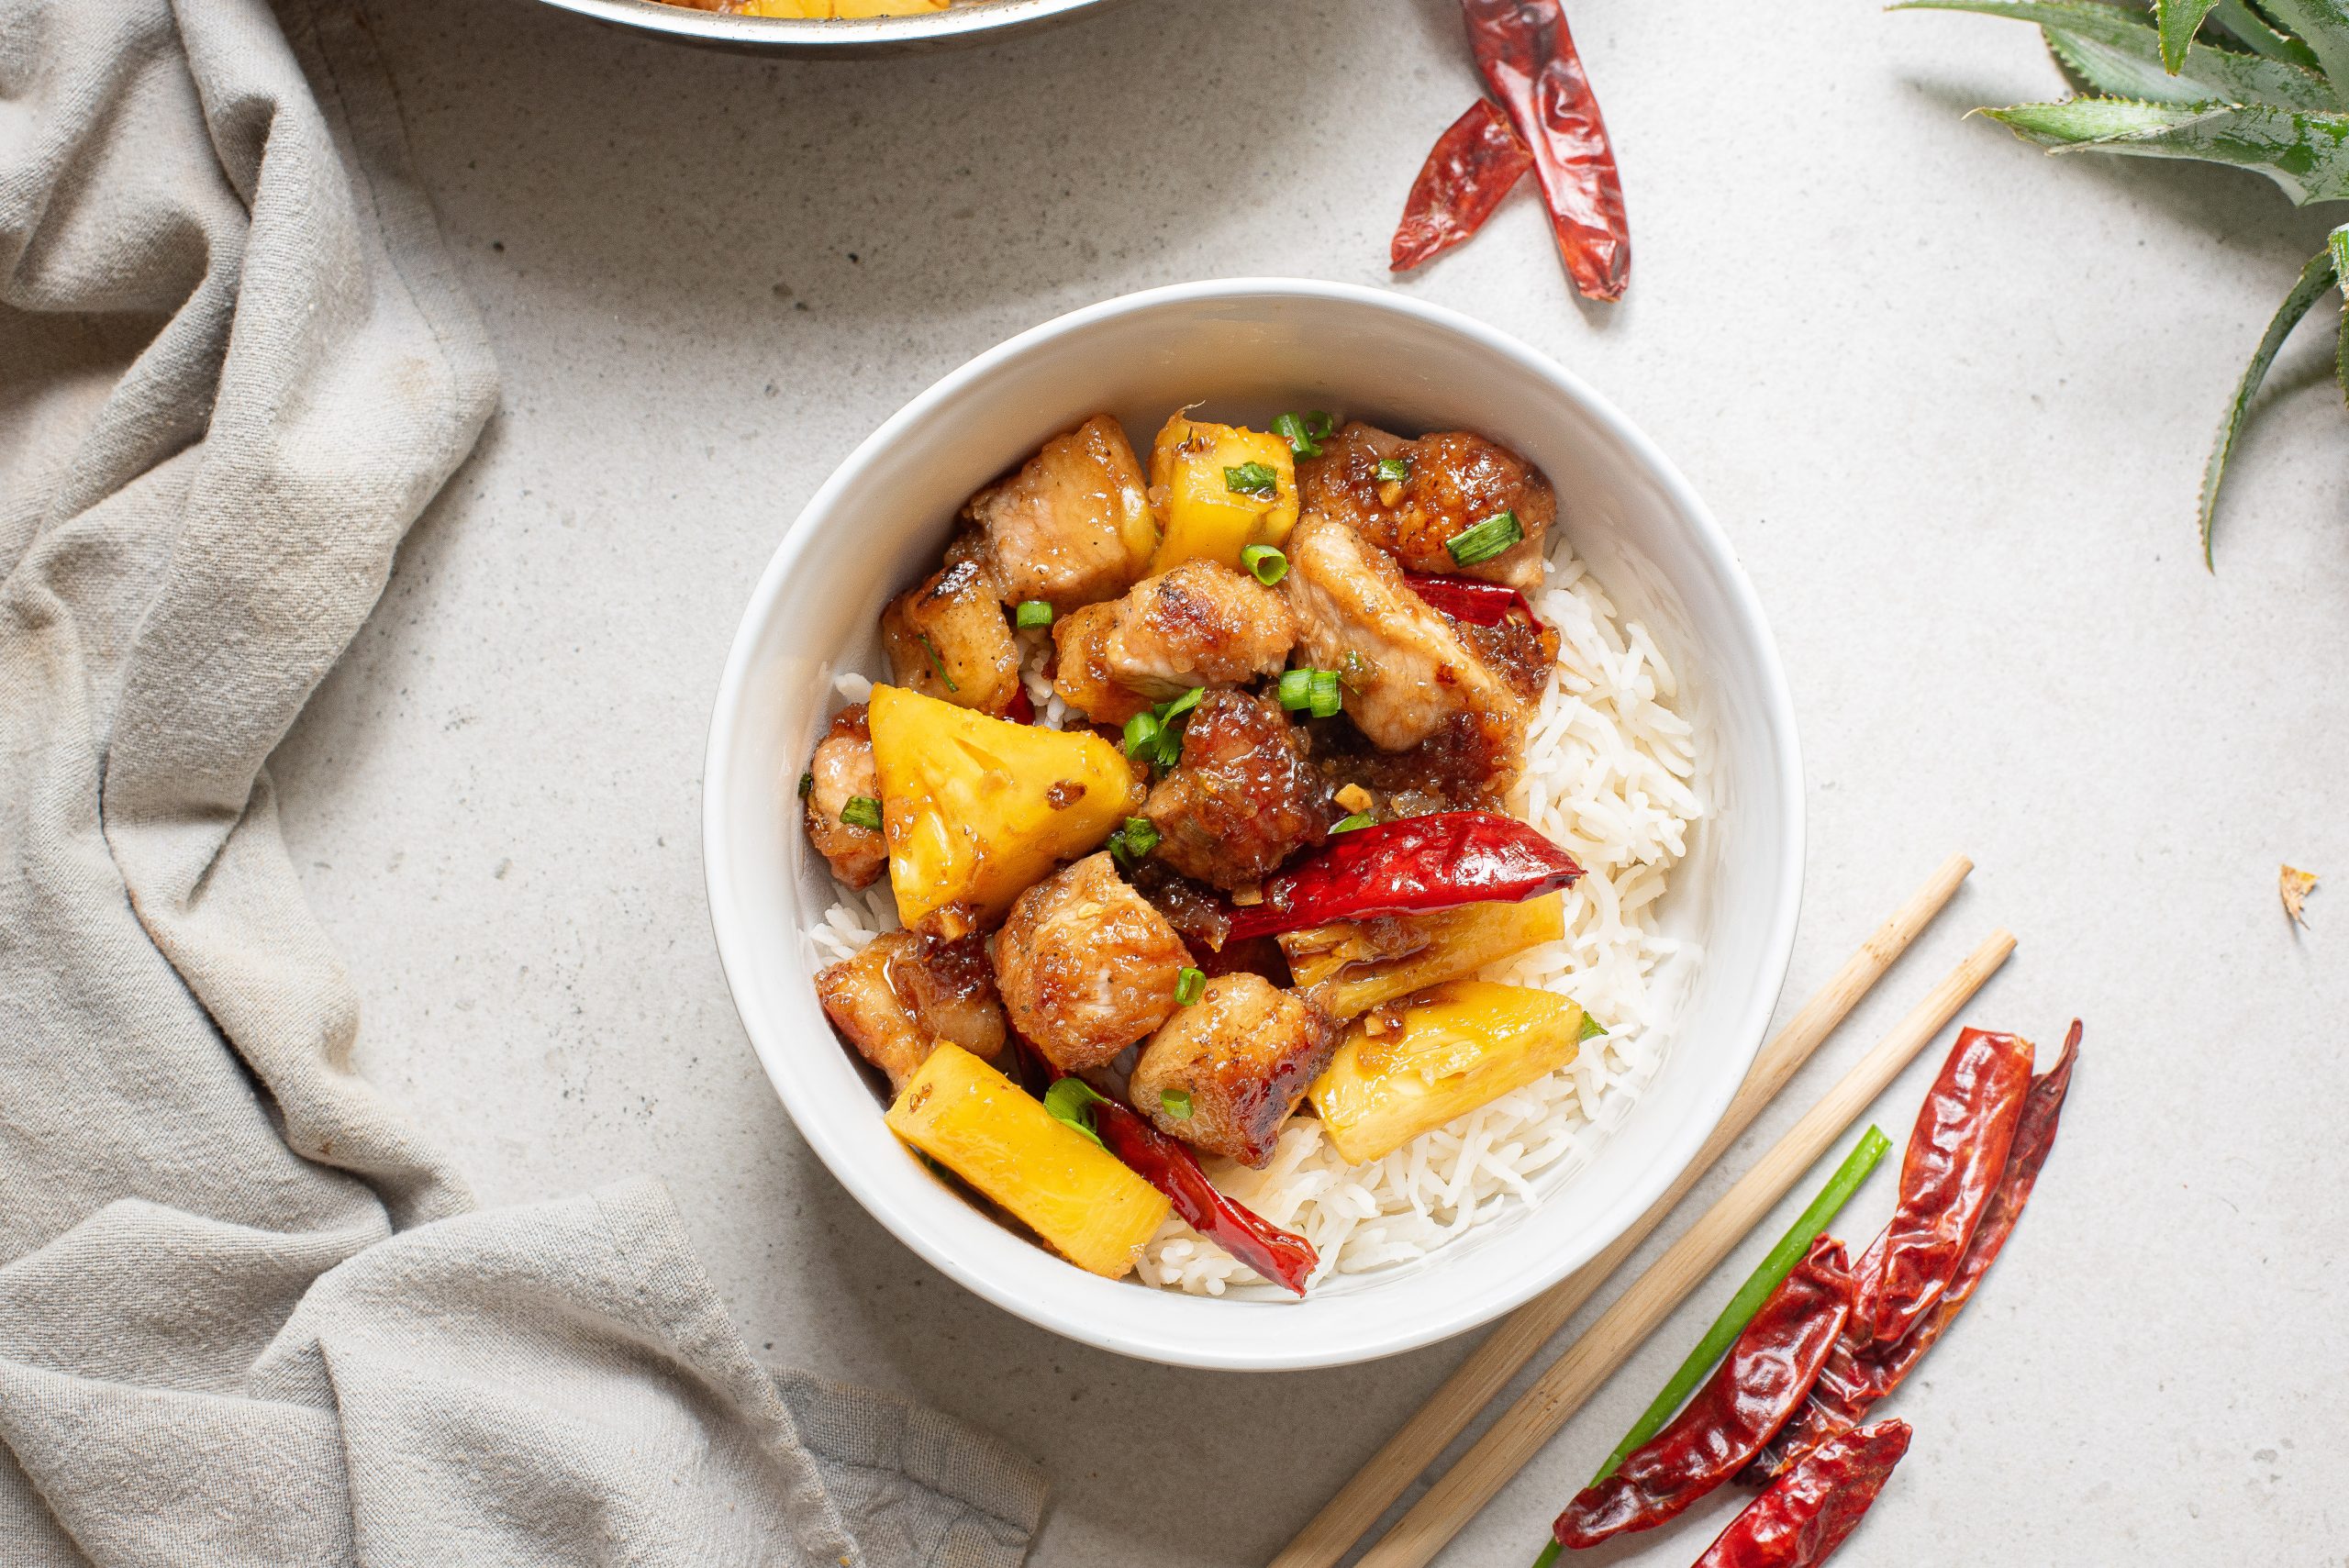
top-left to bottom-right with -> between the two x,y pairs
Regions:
2332,223 -> 2349,406
1982,97 -> 2349,203
1906,0 -> 2342,108
2213,0 -> 2325,69
2253,0 -> 2349,102
2201,243 -> 2337,565
2160,0 -> 2223,71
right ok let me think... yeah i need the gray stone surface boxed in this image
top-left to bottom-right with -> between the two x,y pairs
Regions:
272,0 -> 2346,1560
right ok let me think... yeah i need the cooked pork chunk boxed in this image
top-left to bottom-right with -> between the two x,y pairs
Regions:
1129,973 -> 1339,1167
1452,609 -> 1561,705
1282,513 -> 1525,794
1142,689 -> 1330,891
816,929 -> 1008,1092
1052,561 -> 1297,722
881,557 -> 1022,715
1295,422 -> 1553,590
804,705 -> 887,889
990,851 -> 1193,1073
964,414 -> 1156,612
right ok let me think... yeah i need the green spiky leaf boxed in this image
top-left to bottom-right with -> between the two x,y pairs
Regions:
2201,243 -> 2339,564
2332,223 -> 2349,405
2255,0 -> 2349,102
1982,97 -> 2349,203
2212,0 -> 2326,68
1904,1 -> 2339,106
2159,0 -> 2224,70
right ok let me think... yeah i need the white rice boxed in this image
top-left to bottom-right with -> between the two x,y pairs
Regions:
805,549 -> 1702,1296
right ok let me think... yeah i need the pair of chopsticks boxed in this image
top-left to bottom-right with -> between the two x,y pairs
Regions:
1271,852 -> 2003,1568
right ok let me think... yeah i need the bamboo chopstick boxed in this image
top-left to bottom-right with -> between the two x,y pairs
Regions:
1350,926 -> 2016,1568
1270,852 -> 1975,1568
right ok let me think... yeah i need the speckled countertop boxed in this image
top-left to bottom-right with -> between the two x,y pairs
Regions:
274,1 -> 2346,1560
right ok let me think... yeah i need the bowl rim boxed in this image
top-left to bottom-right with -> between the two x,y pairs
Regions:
534,0 -> 1118,50
703,277 -> 1805,1369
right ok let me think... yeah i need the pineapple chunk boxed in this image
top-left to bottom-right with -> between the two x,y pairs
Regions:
740,0 -> 946,13
1148,414 -> 1299,573
867,684 -> 1139,928
1309,980 -> 1586,1165
885,1043 -> 1170,1278
1283,894 -> 1564,1020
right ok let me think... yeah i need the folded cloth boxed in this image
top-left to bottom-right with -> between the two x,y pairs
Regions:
0,1 -> 1046,1562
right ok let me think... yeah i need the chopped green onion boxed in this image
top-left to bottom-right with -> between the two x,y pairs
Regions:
1308,668 -> 1342,718
1174,967 -> 1206,1006
1446,509 -> 1523,567
1273,412 -> 1322,459
1042,1077 -> 1105,1147
1330,812 -> 1375,833
1223,462 -> 1279,499
1305,410 -> 1335,439
1108,816 -> 1161,864
1578,1012 -> 1609,1042
839,795 -> 883,831
1375,457 -> 1411,484
918,632 -> 959,694
1588,1125 -> 1894,1487
1160,1088 -> 1194,1120
1015,600 -> 1053,629
1159,685 -> 1206,724
1123,711 -> 1161,759
797,771 -> 814,799
1241,543 -> 1288,585
1277,669 -> 1316,710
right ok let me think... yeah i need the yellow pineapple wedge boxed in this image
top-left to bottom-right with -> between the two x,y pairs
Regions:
1147,413 -> 1298,573
1281,893 -> 1564,1020
885,1043 -> 1169,1279
866,684 -> 1138,928
1309,980 -> 1586,1165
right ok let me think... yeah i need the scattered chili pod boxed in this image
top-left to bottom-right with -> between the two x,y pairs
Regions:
1853,1026 -> 2035,1347
1002,685 -> 1036,726
1460,0 -> 1631,302
1404,571 -> 1540,628
1693,1421 -> 1911,1568
1750,1025 -> 2080,1480
1554,1237 -> 1856,1548
1086,1090 -> 1319,1296
1391,97 -> 1535,272
1222,810 -> 1582,941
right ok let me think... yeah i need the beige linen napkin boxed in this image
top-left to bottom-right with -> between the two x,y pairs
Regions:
0,0 -> 1044,1561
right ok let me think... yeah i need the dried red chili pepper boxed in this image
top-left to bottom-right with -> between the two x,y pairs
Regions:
1404,572 -> 1539,627
1222,810 -> 1582,941
1749,1025 -> 2079,1480
1002,685 -> 1035,725
1391,98 -> 1534,272
1089,1093 -> 1319,1296
1554,1237 -> 1855,1548
1460,0 -> 1630,302
1695,1421 -> 1910,1568
1852,1025 -> 2034,1347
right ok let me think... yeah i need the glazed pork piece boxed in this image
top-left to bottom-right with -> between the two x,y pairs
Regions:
881,557 -> 1022,716
963,414 -> 1157,612
1142,689 -> 1331,891
1051,561 -> 1297,724
1282,513 -> 1526,797
803,705 -> 886,888
991,851 -> 1193,1073
816,929 -> 1008,1092
1296,421 -> 1553,590
1129,973 -> 1340,1168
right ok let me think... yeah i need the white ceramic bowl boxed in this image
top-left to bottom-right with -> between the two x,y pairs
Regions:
704,279 -> 1802,1371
